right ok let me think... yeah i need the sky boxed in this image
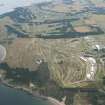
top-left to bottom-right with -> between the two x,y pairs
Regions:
0,0 -> 52,14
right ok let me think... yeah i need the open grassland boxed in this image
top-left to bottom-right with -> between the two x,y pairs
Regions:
91,0 -> 104,5
74,26 -> 92,33
3,37 -> 90,88
5,35 -> 105,88
51,1 -> 81,13
92,15 -> 105,31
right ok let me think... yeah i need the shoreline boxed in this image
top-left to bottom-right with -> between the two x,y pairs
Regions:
0,80 -> 48,100
0,79 -> 65,105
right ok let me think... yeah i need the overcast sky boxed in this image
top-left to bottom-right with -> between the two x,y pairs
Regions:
0,0 -> 52,14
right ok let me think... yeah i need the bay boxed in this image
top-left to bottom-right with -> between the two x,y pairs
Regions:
0,84 -> 50,105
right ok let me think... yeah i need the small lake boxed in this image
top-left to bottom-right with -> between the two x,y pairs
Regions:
0,84 -> 50,105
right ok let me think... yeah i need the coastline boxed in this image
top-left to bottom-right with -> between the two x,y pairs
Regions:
0,79 -> 65,105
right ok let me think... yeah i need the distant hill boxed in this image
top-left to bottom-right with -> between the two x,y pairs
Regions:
0,0 -> 104,43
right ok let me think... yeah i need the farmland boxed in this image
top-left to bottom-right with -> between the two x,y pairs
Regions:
0,1 -> 105,105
